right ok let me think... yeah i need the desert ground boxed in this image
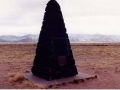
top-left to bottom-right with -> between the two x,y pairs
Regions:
0,42 -> 120,89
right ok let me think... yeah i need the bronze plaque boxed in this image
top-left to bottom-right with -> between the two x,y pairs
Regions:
58,56 -> 66,66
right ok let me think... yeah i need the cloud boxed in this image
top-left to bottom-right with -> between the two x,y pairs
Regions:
0,0 -> 48,26
0,0 -> 120,35
61,0 -> 120,18
65,16 -> 120,35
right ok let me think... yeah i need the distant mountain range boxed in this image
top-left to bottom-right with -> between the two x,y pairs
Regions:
0,34 -> 120,43
0,34 -> 38,42
68,34 -> 120,43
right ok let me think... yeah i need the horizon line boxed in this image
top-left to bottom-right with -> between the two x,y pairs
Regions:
0,33 -> 120,36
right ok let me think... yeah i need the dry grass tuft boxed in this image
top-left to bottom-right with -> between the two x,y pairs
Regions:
79,79 -> 85,82
48,85 -> 53,88
91,75 -> 97,79
73,79 -> 79,84
8,72 -> 48,89
18,80 -> 47,89
35,84 -> 47,89
62,82 -> 66,85
73,76 -> 79,84
8,73 -> 25,83
22,80 -> 34,88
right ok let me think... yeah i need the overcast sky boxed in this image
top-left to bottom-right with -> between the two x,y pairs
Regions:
0,0 -> 120,36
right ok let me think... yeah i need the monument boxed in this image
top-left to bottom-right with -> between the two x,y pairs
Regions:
31,0 -> 78,81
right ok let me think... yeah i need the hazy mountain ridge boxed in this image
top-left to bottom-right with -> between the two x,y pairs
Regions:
0,34 -> 38,42
0,34 -> 120,42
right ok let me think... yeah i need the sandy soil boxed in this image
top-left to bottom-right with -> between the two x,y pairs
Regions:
0,43 -> 120,89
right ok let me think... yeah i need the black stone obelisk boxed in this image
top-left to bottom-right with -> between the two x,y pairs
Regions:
31,0 -> 78,81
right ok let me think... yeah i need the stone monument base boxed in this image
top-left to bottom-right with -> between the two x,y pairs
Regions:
24,72 -> 97,87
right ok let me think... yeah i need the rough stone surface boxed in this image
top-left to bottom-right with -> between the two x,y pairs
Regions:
31,0 -> 78,81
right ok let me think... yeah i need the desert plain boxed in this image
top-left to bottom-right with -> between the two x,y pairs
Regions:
0,42 -> 120,89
